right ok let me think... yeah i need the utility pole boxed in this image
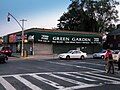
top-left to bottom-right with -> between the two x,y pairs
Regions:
20,19 -> 27,57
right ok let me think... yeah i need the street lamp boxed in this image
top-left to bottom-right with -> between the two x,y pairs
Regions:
7,12 -> 27,57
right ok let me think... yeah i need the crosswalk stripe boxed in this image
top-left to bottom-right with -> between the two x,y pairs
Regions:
47,73 -> 86,85
77,61 -> 118,69
0,77 -> 16,90
63,73 -> 96,81
13,75 -> 42,90
86,72 -> 120,82
75,72 -> 120,84
30,74 -> 65,89
0,71 -> 120,90
58,84 -> 100,90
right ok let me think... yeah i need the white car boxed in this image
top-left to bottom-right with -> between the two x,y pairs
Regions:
112,50 -> 120,62
93,50 -> 107,59
58,50 -> 87,60
93,50 -> 114,59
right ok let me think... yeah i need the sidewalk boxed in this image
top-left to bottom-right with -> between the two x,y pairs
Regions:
10,53 -> 93,60
10,53 -> 58,60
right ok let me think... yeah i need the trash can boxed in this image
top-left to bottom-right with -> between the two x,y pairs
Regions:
23,50 -> 28,57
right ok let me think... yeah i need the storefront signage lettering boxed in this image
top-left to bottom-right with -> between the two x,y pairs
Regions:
41,35 -> 49,40
7,33 -> 101,44
38,34 -> 101,44
53,37 -> 70,41
71,37 -> 91,42
94,38 -> 99,42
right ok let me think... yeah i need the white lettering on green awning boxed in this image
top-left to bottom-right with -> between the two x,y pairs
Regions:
52,37 -> 70,41
72,37 -> 91,42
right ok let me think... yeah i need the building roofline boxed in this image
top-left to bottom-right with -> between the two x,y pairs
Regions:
5,28 -> 102,36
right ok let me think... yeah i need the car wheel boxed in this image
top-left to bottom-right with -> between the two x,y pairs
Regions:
101,55 -> 104,59
66,56 -> 70,60
81,55 -> 85,60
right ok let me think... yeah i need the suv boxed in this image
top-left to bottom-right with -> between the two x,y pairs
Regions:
0,46 -> 12,56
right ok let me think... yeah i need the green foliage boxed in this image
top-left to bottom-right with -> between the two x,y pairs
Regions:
57,0 -> 119,33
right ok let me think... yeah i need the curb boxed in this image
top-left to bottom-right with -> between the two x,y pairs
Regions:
11,53 -> 93,60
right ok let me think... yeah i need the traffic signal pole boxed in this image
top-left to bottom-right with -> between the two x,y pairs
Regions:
7,12 -> 27,57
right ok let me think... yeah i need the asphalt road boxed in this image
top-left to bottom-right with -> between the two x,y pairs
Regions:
0,58 -> 120,90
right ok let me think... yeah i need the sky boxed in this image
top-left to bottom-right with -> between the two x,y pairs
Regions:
0,0 -> 71,36
0,0 -> 120,36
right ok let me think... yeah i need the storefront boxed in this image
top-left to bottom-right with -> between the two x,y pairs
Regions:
3,28 -> 102,55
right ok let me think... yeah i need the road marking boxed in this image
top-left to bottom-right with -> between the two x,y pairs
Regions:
58,84 -> 100,90
77,61 -> 104,66
0,72 -> 80,77
86,72 -> 120,83
76,61 -> 118,69
75,72 -> 120,84
0,77 -> 16,90
46,61 -> 104,72
30,74 -> 65,89
47,73 -> 99,89
47,73 -> 87,85
0,71 -> 120,90
63,73 -> 96,81
13,75 -> 42,90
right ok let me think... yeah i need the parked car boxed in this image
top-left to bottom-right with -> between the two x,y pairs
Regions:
0,53 -> 8,63
0,46 -> 12,56
58,50 -> 87,60
112,50 -> 120,62
93,50 -> 107,59
93,50 -> 114,59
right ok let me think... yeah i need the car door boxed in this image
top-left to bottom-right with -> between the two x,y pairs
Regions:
71,51 -> 80,58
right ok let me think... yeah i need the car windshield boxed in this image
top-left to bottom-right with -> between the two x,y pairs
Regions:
113,50 -> 120,54
101,50 -> 106,53
68,50 -> 74,53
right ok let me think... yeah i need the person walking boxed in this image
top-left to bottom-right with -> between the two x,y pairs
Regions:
104,49 -> 114,74
30,46 -> 33,55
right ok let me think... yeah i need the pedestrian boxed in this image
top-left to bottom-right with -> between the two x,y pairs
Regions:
30,46 -> 33,55
104,49 -> 114,74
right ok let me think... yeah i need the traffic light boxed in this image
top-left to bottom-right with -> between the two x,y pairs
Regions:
7,16 -> 10,22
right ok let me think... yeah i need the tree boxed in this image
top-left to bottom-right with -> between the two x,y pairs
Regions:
94,0 -> 119,32
57,0 -> 119,33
